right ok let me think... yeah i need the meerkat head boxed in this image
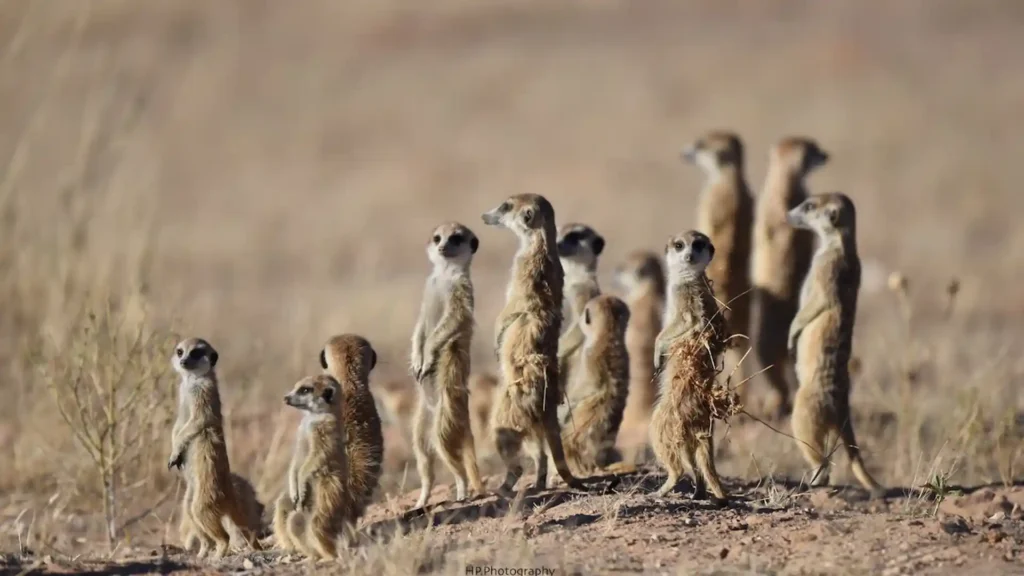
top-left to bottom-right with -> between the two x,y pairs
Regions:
786,192 -> 856,239
481,193 -> 557,241
770,136 -> 829,177
664,230 -> 715,281
426,222 -> 479,269
581,294 -> 631,342
171,337 -> 219,378
284,374 -> 341,415
319,334 -> 378,384
682,130 -> 745,175
556,223 -> 604,273
613,250 -> 666,296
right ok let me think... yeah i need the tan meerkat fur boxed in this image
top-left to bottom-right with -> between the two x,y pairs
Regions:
181,473 -> 265,552
482,193 -> 586,494
558,294 -> 631,477
273,375 -> 354,560
750,137 -> 829,418
648,232 -> 729,502
683,131 -> 754,382
167,337 -> 262,559
409,222 -> 485,509
555,223 -> 605,400
468,372 -> 499,456
611,250 -> 666,454
786,192 -> 883,496
320,334 -> 383,518
376,378 -> 416,428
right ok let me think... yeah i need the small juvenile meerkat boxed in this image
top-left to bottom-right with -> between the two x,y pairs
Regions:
559,294 -> 631,476
482,193 -> 586,494
409,222 -> 485,509
750,136 -> 829,418
611,250 -> 666,448
167,338 -> 262,558
555,223 -> 605,399
181,473 -> 265,552
320,334 -> 383,518
682,131 -> 755,380
785,192 -> 883,496
648,232 -> 729,502
273,375 -> 354,560
467,371 -> 499,455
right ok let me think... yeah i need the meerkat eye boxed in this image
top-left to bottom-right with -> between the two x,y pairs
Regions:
298,386 -> 311,395
432,234 -> 442,244
175,348 -> 184,358
673,241 -> 684,252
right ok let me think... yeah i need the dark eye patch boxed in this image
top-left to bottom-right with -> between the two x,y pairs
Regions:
298,386 -> 311,395
499,202 -> 512,212
448,234 -> 463,245
562,231 -> 581,244
187,348 -> 204,361
691,239 -> 705,252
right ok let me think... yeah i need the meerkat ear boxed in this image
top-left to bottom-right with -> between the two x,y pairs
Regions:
592,235 -> 605,256
368,349 -> 377,371
319,349 -> 328,370
825,205 -> 840,226
522,208 -> 534,224
470,236 -> 479,254
209,350 -> 219,368
707,243 -> 716,261
583,308 -> 591,325
321,385 -> 335,404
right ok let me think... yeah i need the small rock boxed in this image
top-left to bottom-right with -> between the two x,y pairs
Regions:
719,548 -> 729,559
940,516 -> 971,535
243,558 -> 255,570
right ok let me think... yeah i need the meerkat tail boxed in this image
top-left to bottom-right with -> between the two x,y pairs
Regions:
601,461 -> 637,475
839,419 -> 883,494
542,414 -> 586,489
463,435 -> 485,494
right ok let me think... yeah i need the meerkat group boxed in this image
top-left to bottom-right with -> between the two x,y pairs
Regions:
166,140 -> 885,561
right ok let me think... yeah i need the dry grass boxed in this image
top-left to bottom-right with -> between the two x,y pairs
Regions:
1,0 -> 1022,572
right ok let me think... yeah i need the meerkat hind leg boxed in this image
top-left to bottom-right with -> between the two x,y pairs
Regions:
792,396 -> 832,487
694,436 -> 728,503
531,429 -> 549,491
494,427 -> 526,497
436,421 -> 470,502
413,403 -> 436,509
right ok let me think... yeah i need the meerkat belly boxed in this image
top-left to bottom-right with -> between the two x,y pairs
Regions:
794,313 -> 835,385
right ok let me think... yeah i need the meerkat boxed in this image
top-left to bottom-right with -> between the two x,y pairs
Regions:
320,334 -> 383,518
785,192 -> 883,496
167,337 -> 262,559
555,223 -> 605,400
181,473 -> 265,552
558,294 -> 631,476
750,136 -> 830,418
273,374 -> 354,560
611,250 -> 666,452
481,193 -> 586,494
409,222 -> 485,509
648,231 -> 729,502
682,131 -> 755,384
468,371 -> 499,455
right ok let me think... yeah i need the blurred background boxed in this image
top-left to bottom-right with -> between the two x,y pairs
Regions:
0,0 -> 1021,553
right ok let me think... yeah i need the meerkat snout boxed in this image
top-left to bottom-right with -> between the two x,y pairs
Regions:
171,337 -> 219,376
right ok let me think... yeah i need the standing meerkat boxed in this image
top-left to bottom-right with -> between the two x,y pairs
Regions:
320,334 -> 383,518
786,192 -> 883,496
167,337 -> 262,558
481,193 -> 586,494
555,223 -> 605,400
648,231 -> 729,502
751,136 -> 829,418
611,250 -> 666,452
682,131 -> 755,384
409,222 -> 485,509
273,374 -> 354,561
559,294 -> 631,476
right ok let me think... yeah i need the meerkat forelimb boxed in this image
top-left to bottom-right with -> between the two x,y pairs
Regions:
558,294 -> 631,476
785,192 -> 883,497
750,136 -> 830,418
319,334 -> 383,519
273,375 -> 354,561
682,131 -> 755,388
168,338 -> 262,559
648,232 -> 729,503
482,194 -> 586,494
408,222 -> 486,509
611,251 -> 666,455
554,223 -> 605,400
